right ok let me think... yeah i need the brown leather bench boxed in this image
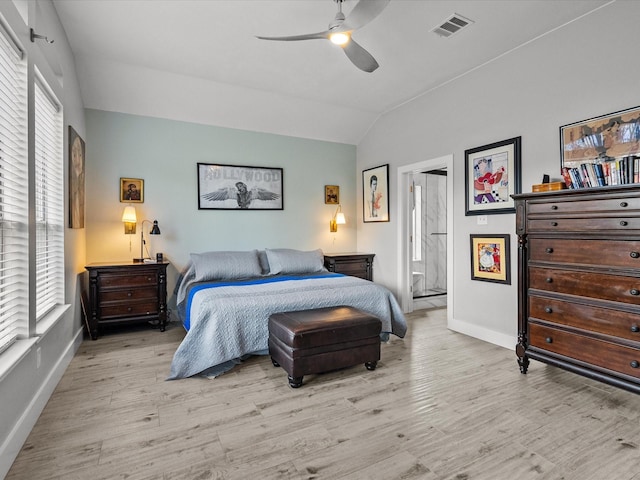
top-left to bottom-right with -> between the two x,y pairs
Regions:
268,306 -> 382,388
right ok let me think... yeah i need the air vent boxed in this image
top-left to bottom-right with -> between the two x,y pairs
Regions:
431,13 -> 474,38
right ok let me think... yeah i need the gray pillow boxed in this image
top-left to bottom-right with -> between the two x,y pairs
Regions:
190,250 -> 263,282
265,248 -> 325,275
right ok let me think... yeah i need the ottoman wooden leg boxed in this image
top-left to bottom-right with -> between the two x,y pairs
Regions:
365,361 -> 377,371
288,375 -> 303,388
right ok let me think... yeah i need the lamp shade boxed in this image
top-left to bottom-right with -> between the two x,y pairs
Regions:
336,212 -> 346,225
121,206 -> 137,223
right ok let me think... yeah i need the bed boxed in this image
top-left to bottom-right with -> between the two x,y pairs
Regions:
168,248 -> 407,379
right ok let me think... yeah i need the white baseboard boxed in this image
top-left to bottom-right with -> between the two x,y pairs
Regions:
448,317 -> 516,351
0,327 -> 84,480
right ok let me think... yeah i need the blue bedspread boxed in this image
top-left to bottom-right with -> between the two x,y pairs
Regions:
168,273 -> 407,379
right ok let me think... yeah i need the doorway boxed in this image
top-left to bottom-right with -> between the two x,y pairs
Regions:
410,169 -> 447,306
396,155 -> 453,319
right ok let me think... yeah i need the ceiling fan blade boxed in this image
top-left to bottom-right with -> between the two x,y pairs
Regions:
342,38 -> 379,72
341,0 -> 390,31
256,31 -> 329,42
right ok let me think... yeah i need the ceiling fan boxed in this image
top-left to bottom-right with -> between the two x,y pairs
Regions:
256,0 -> 390,73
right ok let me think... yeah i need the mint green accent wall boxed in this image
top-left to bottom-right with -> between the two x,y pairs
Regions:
85,109 -> 357,299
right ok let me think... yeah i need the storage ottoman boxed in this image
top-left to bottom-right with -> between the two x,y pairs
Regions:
268,306 -> 382,388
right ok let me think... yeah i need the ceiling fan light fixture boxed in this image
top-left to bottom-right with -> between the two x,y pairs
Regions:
329,31 -> 350,46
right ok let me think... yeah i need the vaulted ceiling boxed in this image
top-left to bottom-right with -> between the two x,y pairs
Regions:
53,0 -> 611,144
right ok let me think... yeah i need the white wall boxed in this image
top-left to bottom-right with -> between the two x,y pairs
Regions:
84,109 -> 358,306
0,1 -> 86,477
356,0 -> 640,346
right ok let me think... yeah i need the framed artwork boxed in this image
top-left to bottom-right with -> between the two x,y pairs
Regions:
363,164 -> 389,222
470,234 -> 511,284
120,178 -> 144,203
465,136 -> 521,216
325,185 -> 339,204
560,105 -> 640,168
68,126 -> 85,228
197,163 -> 283,210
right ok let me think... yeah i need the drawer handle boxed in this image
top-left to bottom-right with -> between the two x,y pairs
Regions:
631,252 -> 640,259
545,337 -> 553,344
127,307 -> 132,312
620,221 -> 629,227
551,222 -> 558,227
545,307 -> 553,314
621,202 -> 629,208
545,277 -> 553,283
550,205 -> 558,210
545,248 -> 554,254
147,277 -> 153,282
631,361 -> 639,369
127,291 -> 132,297
631,289 -> 640,296
631,324 -> 639,333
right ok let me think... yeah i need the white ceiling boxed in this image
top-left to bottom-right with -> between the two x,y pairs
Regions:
52,0 -> 611,144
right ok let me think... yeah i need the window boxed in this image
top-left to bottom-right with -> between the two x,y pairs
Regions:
0,22 -> 28,353
34,77 -> 64,320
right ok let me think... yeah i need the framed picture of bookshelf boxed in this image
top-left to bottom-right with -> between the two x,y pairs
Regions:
560,106 -> 640,188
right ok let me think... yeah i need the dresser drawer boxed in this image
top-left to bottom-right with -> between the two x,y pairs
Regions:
527,216 -> 640,232
529,267 -> 640,305
529,238 -> 640,268
99,286 -> 158,304
529,323 -> 640,379
100,301 -> 159,320
98,272 -> 158,289
528,196 -> 640,215
529,296 -> 640,342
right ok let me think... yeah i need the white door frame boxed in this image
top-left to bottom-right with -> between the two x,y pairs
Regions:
396,155 -> 454,321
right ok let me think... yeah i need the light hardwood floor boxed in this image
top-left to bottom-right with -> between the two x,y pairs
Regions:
7,308 -> 640,479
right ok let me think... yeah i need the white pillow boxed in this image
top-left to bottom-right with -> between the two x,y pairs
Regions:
190,250 -> 263,282
265,248 -> 325,275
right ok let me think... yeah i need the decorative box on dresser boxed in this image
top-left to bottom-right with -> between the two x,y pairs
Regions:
85,261 -> 169,340
323,253 -> 375,281
513,185 -> 640,394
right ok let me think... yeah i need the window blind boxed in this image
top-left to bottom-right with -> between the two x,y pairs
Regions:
34,78 -> 64,321
0,25 -> 28,354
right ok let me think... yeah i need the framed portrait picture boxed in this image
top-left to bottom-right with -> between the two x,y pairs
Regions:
363,164 -> 389,222
470,234 -> 511,284
197,163 -> 283,210
465,137 -> 521,216
560,105 -> 640,170
325,185 -> 339,204
120,177 -> 144,203
69,126 -> 85,228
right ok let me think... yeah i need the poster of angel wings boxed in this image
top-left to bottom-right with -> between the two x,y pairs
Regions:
197,163 -> 283,210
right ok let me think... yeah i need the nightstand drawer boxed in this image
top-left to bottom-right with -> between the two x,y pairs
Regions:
323,253 -> 374,281
100,286 -> 158,303
98,272 -> 158,288
100,301 -> 159,320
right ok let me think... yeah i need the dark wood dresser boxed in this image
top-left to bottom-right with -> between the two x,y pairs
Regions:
513,186 -> 640,394
324,253 -> 375,281
85,261 -> 169,340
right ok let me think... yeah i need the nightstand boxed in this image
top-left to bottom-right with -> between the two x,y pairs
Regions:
323,253 -> 375,281
84,261 -> 169,340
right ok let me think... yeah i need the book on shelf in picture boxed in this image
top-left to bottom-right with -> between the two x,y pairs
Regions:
561,155 -> 639,189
